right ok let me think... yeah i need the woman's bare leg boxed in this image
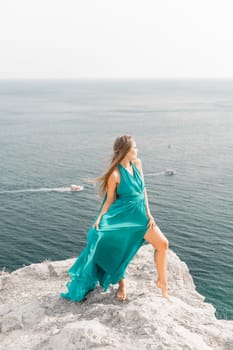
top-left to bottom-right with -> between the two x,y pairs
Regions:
144,225 -> 169,298
116,278 -> 127,301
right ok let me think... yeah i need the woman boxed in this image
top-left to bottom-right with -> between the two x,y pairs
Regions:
61,135 -> 169,302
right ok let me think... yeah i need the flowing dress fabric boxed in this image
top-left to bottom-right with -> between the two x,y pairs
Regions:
61,162 -> 149,302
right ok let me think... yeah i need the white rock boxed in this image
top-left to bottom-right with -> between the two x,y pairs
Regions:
0,246 -> 232,350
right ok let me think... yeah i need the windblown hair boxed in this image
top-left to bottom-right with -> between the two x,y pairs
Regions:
96,135 -> 134,196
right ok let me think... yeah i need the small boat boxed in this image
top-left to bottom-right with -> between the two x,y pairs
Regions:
164,169 -> 176,176
70,185 -> 84,191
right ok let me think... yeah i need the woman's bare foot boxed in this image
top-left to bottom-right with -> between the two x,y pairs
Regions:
156,279 -> 169,299
116,279 -> 127,302
116,285 -> 127,301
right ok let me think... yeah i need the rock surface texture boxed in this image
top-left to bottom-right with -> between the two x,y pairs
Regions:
0,245 -> 233,350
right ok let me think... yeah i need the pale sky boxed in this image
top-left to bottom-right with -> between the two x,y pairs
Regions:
0,0 -> 233,79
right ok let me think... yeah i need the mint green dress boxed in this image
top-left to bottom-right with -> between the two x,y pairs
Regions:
61,161 -> 149,301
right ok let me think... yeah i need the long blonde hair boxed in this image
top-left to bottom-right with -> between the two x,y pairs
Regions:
96,135 -> 134,196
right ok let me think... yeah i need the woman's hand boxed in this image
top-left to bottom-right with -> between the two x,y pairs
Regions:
93,217 -> 101,230
147,215 -> 157,229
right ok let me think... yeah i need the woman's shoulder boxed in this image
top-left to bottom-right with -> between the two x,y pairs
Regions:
108,166 -> 120,184
132,158 -> 142,166
132,158 -> 144,177
132,158 -> 143,170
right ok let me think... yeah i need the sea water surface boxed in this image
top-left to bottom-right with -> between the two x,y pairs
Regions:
0,79 -> 232,319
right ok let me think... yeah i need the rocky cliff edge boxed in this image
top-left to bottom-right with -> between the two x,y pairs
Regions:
0,245 -> 233,350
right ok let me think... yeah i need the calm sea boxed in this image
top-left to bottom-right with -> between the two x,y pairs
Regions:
0,79 -> 232,320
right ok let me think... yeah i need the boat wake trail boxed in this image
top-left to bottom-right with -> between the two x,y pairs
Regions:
0,186 -> 84,194
145,169 -> 176,177
145,172 -> 165,176
0,169 -> 175,195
